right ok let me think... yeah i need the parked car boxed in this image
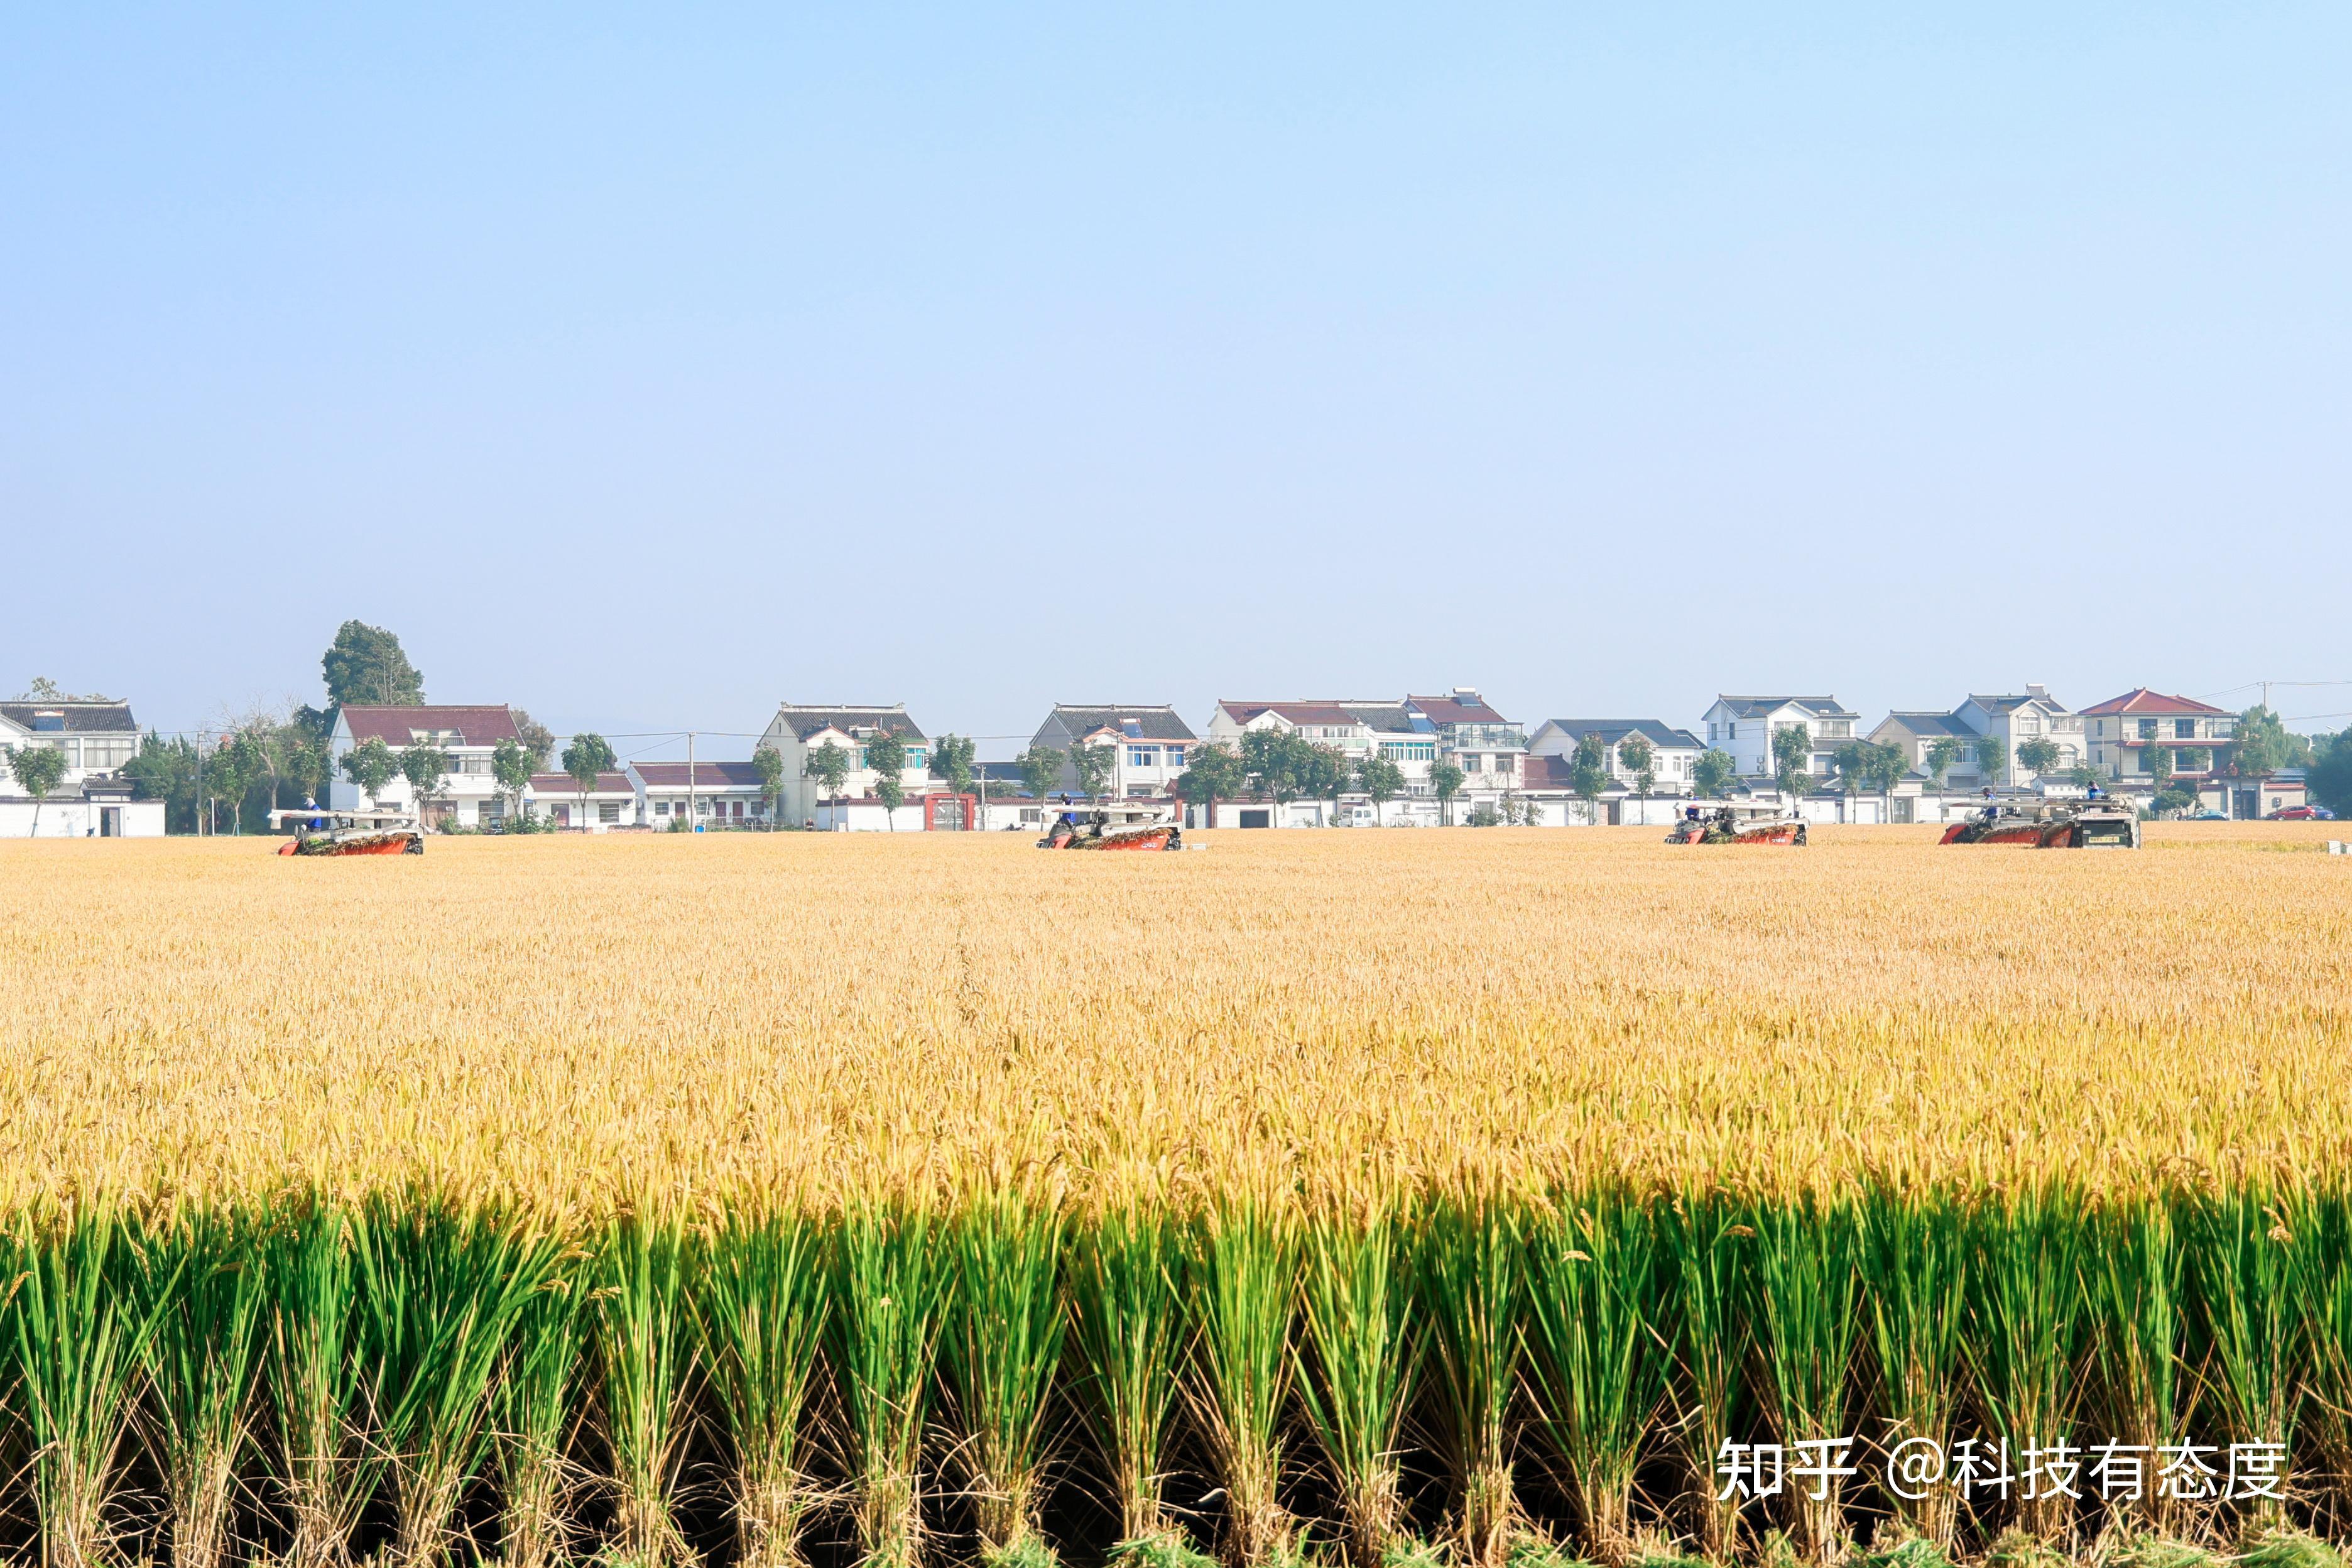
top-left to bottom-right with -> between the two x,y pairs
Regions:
2270,805 -> 2335,820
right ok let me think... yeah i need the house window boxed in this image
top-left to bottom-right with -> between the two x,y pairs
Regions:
1129,746 -> 1158,767
599,802 -> 620,824
2138,719 -> 2159,740
907,748 -> 927,770
655,800 -> 670,815
1166,746 -> 1187,768
2175,719 -> 2196,740
1462,754 -> 1483,771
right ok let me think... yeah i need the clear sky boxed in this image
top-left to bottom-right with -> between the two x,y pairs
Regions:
6,6 -> 2348,756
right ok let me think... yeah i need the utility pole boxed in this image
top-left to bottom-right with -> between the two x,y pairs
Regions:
687,731 -> 697,832
195,731 -> 204,837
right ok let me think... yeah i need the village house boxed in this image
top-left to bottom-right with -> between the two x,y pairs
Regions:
2081,688 -> 2237,785
630,760 -> 772,828
1699,695 -> 1859,783
1202,687 -> 1524,825
1870,687 -> 2085,795
525,770 -> 638,831
327,704 -> 524,828
1029,704 -> 1197,798
0,695 -> 160,837
756,703 -> 939,830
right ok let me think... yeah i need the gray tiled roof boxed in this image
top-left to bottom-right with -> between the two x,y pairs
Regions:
772,705 -> 927,743
1542,719 -> 1704,751
1051,705 -> 1198,742
0,700 -> 138,734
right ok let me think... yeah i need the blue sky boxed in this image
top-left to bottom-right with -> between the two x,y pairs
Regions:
6,6 -> 2348,756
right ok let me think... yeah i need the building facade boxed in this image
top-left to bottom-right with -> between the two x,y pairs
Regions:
525,771 -> 638,830
1699,696 -> 1859,782
1870,686 -> 2084,792
757,704 -> 932,828
2081,688 -> 2238,784
327,704 -> 525,827
630,760 -> 772,828
1525,719 -> 1706,796
0,696 -> 160,837
1030,705 -> 1197,798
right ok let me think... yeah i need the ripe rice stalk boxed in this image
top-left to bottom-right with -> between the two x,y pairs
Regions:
690,1209 -> 832,1568
1413,1190 -> 1525,1568
263,1194 -> 371,1568
1524,1192 -> 1670,1567
1294,1200 -> 1415,1568
2189,1185 -> 2298,1528
5,1204 -> 166,1568
833,1201 -> 950,1568
2287,1187 -> 2352,1537
1067,1199 -> 1187,1545
1663,1189 -> 1750,1559
944,1187 -> 1067,1559
353,1192 -> 562,1567
594,1209 -> 696,1568
1862,1185 -> 1969,1550
136,1205 -> 266,1568
2087,1194 -> 2185,1537
1749,1192 -> 1865,1563
1964,1187 -> 2088,1545
1187,1195 -> 1301,1568
494,1245 -> 591,1568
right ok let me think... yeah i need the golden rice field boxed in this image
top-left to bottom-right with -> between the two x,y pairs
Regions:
5,822 -> 2347,1212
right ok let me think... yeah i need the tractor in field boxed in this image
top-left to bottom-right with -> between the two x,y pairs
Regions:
1663,803 -> 1807,846
269,805 -> 425,856
1038,800 -> 1183,851
1940,792 -> 2140,849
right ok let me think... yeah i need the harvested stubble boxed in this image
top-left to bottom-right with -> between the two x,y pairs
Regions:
0,825 -> 2349,1568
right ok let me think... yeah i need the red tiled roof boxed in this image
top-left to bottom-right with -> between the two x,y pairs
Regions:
633,761 -> 766,789
1408,693 -> 1510,725
340,704 -> 520,748
2079,687 -> 2230,718
528,771 -> 631,793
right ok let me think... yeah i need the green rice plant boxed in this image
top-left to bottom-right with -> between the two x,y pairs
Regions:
1848,1530 -> 1956,1568
2087,1197 -> 2186,1536
2091,1531 -> 2211,1568
263,1194 -> 371,1568
1414,1190 -> 1525,1568
1108,1530 -> 1226,1568
1662,1190 -> 1749,1560
1861,1187 -> 1968,1549
494,1244 -> 591,1568
1523,1194 -> 1669,1567
354,1192 -> 563,1567
690,1210 -> 832,1568
1068,1202 -> 1187,1544
1964,1187 -> 2088,1545
1295,1202 -> 1416,1567
833,1202 -> 951,1568
2190,1185 -> 2298,1529
944,1189 -> 1067,1559
1748,1193 -> 1864,1563
136,1206 -> 265,1568
2235,1527 -> 2343,1568
4,1204 -> 166,1568
2287,1186 -> 2352,1537
594,1209 -> 696,1567
1188,1195 -> 1302,1567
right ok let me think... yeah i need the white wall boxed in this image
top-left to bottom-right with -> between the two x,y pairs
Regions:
0,799 -> 166,838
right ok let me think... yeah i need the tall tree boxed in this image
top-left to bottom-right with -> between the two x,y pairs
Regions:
1071,740 -> 1117,802
492,740 -> 535,823
511,710 -> 557,770
2147,740 -> 2172,791
2015,737 -> 2061,779
1240,729 -> 1321,813
1923,738 -> 1962,795
1357,753 -> 1404,827
805,742 -> 852,819
751,744 -> 787,823
1865,741 -> 1907,818
863,729 -> 908,828
342,738 -> 398,804
1302,743 -> 1351,825
1770,723 -> 1813,798
929,735 -> 976,797
1570,732 -> 1610,823
7,744 -> 68,835
1616,733 -> 1656,804
1430,760 -> 1466,825
320,621 -> 423,709
562,733 -> 617,828
1690,748 -> 1735,800
1973,733 -> 2008,788
400,743 -> 452,825
2232,705 -> 2309,776
1832,741 -> 1873,808
2308,731 -> 2352,817
1013,744 -> 1064,805
1173,743 -> 1244,824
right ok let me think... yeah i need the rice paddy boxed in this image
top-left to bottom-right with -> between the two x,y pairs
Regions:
1,825 -> 2348,1568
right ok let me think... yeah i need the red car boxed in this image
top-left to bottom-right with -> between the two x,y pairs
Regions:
2268,805 -> 2333,820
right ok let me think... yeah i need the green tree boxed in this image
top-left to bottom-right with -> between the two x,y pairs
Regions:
1430,759 -> 1466,825
751,744 -> 787,822
864,728 -> 908,827
2308,731 -> 2352,817
805,741 -> 852,818
511,709 -> 557,769
492,739 -> 535,822
1832,741 -> 1873,805
400,743 -> 452,825
342,738 -> 398,807
199,732 -> 256,834
1356,752 -> 1405,826
1172,742 -> 1244,822
1300,743 -> 1351,825
1616,732 -> 1656,803
2173,746 -> 2210,776
1691,748 -> 1736,800
929,734 -> 976,797
2015,737 -> 2061,778
2148,741 -> 2173,791
1013,744 -> 1064,803
1922,738 -> 1962,795
321,620 -> 423,709
1973,733 -> 2008,787
2231,705 -> 2309,776
1570,732 -> 1611,822
1865,740 -> 1907,816
7,743 -> 68,835
1770,723 -> 1814,797
1071,740 -> 1117,802
561,732 -> 616,827
2067,765 -> 2103,792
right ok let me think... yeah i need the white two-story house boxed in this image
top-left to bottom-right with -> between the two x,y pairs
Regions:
758,703 -> 933,830
1,695 -> 160,837
327,704 -> 525,827
1870,686 -> 2084,792
1699,696 -> 1859,785
1525,719 -> 1706,796
1030,705 -> 1197,798
2081,688 -> 2238,785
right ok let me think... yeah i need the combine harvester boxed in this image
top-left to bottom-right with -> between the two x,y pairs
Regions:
1940,791 -> 2140,849
1037,800 -> 1184,851
1663,803 -> 1807,846
268,806 -> 425,856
